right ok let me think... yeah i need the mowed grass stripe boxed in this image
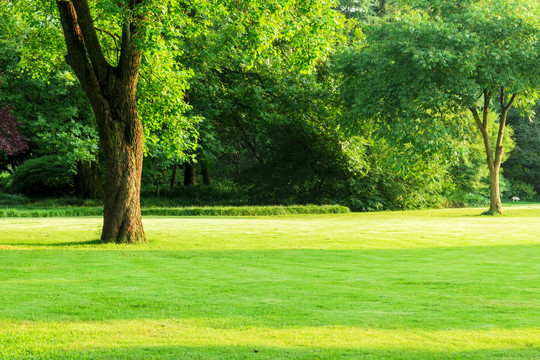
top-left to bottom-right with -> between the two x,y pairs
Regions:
1,206 -> 540,250
0,248 -> 538,329
1,321 -> 538,353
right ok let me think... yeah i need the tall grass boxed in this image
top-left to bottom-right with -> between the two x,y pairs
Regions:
0,204 -> 349,217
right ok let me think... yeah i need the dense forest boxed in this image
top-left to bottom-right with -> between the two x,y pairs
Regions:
1,0 -> 539,222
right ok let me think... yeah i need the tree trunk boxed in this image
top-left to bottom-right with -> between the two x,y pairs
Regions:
74,160 -> 103,199
488,165 -> 503,214
201,161 -> 212,185
184,161 -> 196,186
56,0 -> 147,242
170,164 -> 178,189
469,88 -> 516,215
100,113 -> 145,243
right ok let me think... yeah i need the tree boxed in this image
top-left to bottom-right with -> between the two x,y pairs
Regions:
12,0 -> 201,242
54,0 -> 149,241
0,105 -> 28,168
11,0 -> 346,241
169,0 -> 347,189
339,0 -> 540,214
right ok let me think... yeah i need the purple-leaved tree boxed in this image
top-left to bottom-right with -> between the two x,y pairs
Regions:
0,105 -> 28,156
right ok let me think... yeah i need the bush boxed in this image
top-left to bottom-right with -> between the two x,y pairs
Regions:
0,172 -> 11,193
507,180 -> 536,201
442,192 -> 489,208
0,192 -> 30,206
0,204 -> 350,218
10,156 -> 74,196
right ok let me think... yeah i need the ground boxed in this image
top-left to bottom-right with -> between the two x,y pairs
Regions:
0,205 -> 539,359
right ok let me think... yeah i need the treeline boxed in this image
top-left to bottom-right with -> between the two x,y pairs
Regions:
1,0 -> 539,212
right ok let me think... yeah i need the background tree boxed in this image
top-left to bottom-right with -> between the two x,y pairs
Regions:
503,103 -> 540,200
338,0 -> 540,214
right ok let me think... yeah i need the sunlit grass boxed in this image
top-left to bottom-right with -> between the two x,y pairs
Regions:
0,205 -> 539,359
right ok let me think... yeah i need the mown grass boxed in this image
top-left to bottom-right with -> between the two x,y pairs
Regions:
0,206 -> 539,359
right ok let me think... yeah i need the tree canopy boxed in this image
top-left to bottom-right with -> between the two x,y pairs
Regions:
339,0 -> 540,213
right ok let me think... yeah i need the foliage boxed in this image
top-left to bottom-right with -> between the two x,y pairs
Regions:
142,180 -> 250,206
0,105 -> 28,156
503,104 -> 540,197
0,9 -> 99,171
338,0 -> 389,21
506,180 -> 536,201
338,0 -> 540,211
10,156 -> 74,196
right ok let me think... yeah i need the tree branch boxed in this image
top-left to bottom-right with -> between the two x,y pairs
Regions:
482,88 -> 492,129
118,2 -> 144,88
499,86 -> 505,113
95,26 -> 121,63
469,105 -> 495,172
56,1 -> 93,89
493,88 -> 517,169
469,107 -> 482,130
505,93 -> 518,112
70,0 -> 110,79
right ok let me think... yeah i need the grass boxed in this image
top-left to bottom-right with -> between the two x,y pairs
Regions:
0,206 -> 539,359
0,204 -> 350,217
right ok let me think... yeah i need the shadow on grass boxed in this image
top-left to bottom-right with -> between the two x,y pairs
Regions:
6,345 -> 540,360
3,239 -> 104,247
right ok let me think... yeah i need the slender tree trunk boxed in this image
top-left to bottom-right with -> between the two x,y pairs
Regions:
488,165 -> 502,213
184,161 -> 196,186
170,164 -> 178,189
470,88 -> 517,215
56,0 -> 147,242
201,161 -> 212,185
74,161 -> 103,199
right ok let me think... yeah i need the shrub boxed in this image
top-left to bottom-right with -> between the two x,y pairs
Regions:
442,192 -> 489,208
508,180 -> 536,201
0,205 -> 350,218
10,156 -> 73,196
0,192 -> 30,206
0,172 -> 11,193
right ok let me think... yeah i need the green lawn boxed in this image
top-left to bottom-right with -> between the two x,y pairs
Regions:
0,206 -> 539,359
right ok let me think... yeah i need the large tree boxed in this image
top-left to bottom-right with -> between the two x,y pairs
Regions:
11,0 -> 345,242
54,0 -> 149,242
339,0 -> 540,214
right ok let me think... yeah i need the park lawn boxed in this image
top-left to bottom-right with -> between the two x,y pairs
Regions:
0,206 -> 539,359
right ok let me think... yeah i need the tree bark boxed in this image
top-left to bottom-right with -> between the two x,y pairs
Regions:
488,165 -> 502,214
201,160 -> 212,185
170,164 -> 178,189
184,161 -> 196,186
56,0 -> 146,242
100,114 -> 145,242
